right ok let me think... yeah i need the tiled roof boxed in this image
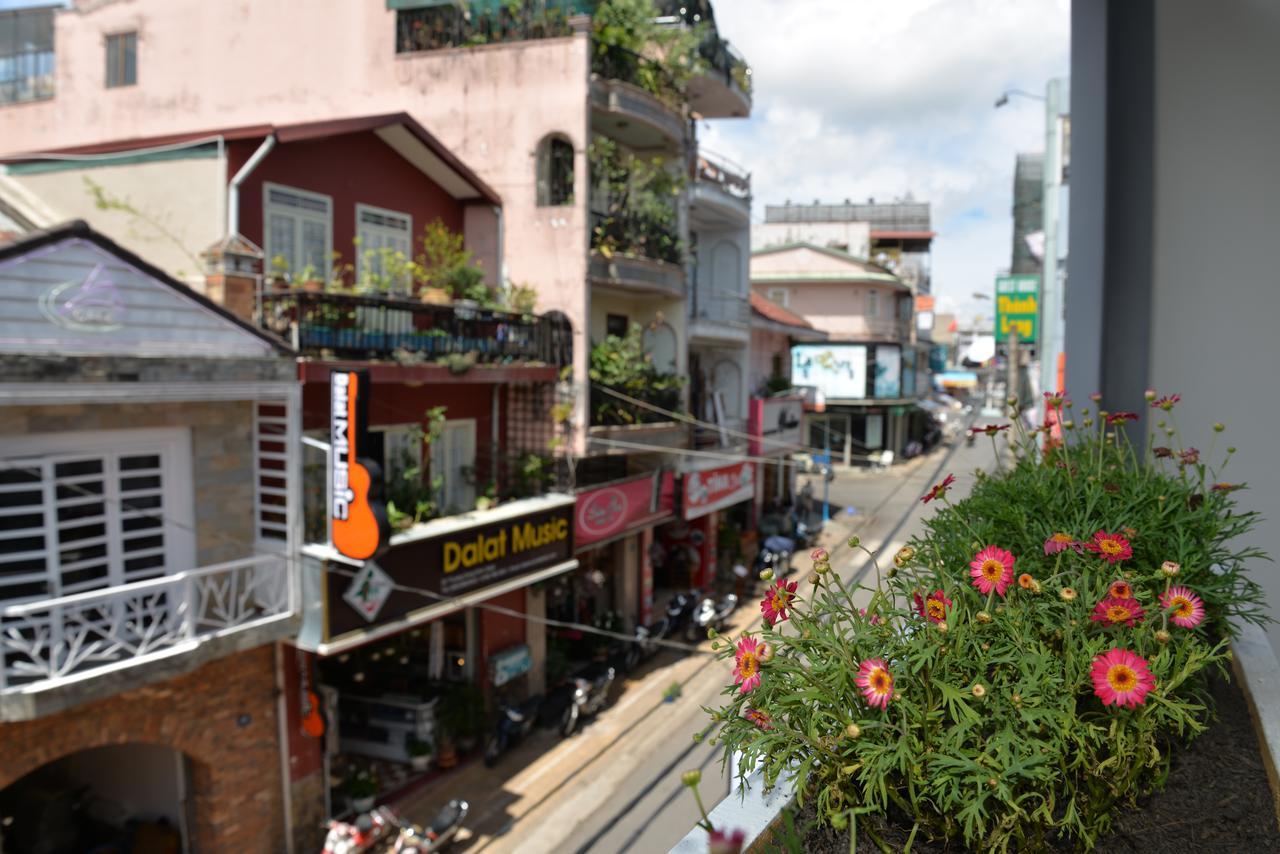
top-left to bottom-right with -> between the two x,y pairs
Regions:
750,291 -> 813,329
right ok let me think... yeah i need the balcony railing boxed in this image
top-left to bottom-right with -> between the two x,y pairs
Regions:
697,34 -> 752,97
394,1 -> 589,54
260,290 -> 573,366
589,383 -> 683,427
695,151 -> 751,200
0,555 -> 291,692
692,292 -> 751,326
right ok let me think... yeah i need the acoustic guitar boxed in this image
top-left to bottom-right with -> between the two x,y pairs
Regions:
333,371 -> 382,560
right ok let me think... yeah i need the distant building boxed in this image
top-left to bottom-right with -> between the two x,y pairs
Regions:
1011,153 -> 1045,275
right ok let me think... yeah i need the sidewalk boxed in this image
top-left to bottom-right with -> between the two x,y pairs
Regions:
391,444 -> 957,852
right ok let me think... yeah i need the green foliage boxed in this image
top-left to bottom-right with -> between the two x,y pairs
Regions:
83,176 -> 203,274
415,219 -> 494,305
591,0 -> 703,106
589,135 -> 684,265
385,407 -> 450,530
763,374 -> 795,395
709,399 -> 1266,852
588,322 -> 685,424
344,769 -> 378,799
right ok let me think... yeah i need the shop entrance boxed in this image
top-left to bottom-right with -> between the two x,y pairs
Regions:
546,544 -> 620,679
0,744 -> 190,853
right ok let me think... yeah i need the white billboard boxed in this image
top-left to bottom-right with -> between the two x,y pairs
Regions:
874,345 -> 901,399
791,345 -> 867,400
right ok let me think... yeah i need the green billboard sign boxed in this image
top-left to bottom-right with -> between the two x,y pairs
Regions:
995,274 -> 1040,344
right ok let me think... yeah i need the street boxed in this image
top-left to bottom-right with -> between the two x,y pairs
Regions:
397,432 -> 996,854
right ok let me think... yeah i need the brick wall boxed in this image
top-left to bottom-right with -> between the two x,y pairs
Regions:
0,400 -> 256,566
0,645 -> 285,853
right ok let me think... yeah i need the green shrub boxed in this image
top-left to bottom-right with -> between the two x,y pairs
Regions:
705,394 -> 1266,852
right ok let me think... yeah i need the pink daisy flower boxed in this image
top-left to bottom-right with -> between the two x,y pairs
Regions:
1085,530 -> 1133,564
858,608 -> 883,626
708,827 -> 747,854
969,546 -> 1016,597
1161,586 -> 1206,629
1091,596 -> 1146,628
856,658 -> 894,710
921,473 -> 956,504
1108,579 -> 1134,600
1091,648 -> 1157,709
760,578 -> 798,625
744,708 -> 773,731
1043,532 -> 1081,555
912,589 -> 951,624
1151,393 -> 1180,411
733,637 -> 763,694
1105,411 -> 1140,425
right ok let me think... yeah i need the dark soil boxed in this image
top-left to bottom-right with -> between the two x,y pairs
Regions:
787,675 -> 1280,853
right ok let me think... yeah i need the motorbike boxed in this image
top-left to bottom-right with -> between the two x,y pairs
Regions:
790,510 -> 822,550
323,800 -> 468,854
755,534 -> 796,578
560,661 -> 616,736
624,617 -> 671,671
685,592 -> 738,643
664,590 -> 700,638
484,695 -> 542,766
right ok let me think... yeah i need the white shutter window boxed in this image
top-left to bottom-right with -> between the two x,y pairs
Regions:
0,431 -> 193,607
380,426 -> 420,485
867,289 -> 879,318
356,204 -> 413,291
767,287 -> 789,307
263,183 -> 333,280
437,420 -> 476,514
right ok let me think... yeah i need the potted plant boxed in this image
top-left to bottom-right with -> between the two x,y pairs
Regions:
344,769 -> 378,813
438,682 -> 487,754
407,737 -> 433,772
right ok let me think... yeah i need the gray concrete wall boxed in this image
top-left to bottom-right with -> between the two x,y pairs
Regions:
1149,0 -> 1280,653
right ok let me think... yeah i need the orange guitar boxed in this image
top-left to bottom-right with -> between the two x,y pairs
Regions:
331,370 -> 387,560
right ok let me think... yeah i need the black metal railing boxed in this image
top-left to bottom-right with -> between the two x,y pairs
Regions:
394,2 -> 591,54
589,383 -> 683,427
260,290 -> 572,366
697,34 -> 751,96
589,207 -> 683,266
591,42 -> 684,108
695,151 -> 750,200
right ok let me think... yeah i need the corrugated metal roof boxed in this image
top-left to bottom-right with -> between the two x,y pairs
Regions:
764,200 -> 931,231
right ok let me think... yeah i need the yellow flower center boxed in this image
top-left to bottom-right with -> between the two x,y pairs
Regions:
1108,664 -> 1137,691
1052,533 -> 1072,544
1099,539 -> 1123,556
870,669 -> 892,693
981,559 -> 1003,581
739,653 -> 757,679
1171,597 -> 1192,618
926,600 -> 946,620
1106,605 -> 1131,623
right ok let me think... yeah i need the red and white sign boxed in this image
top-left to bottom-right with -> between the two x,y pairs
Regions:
575,472 -> 675,549
682,462 -> 755,521
748,396 -> 804,457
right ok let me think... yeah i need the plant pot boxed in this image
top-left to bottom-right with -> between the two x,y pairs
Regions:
303,279 -> 325,293
420,287 -> 452,306
351,795 -> 375,812
410,755 -> 432,772
436,741 -> 458,770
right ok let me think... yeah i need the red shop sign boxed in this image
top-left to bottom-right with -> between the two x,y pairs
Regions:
575,472 -> 674,548
683,461 -> 755,521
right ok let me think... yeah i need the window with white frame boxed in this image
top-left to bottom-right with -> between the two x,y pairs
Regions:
434,420 -> 476,515
264,183 -> 332,281
866,288 -> 879,318
356,204 -> 413,290
766,287 -> 790,307
0,429 -> 194,606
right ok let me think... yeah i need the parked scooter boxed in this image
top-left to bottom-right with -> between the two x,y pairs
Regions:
484,696 -> 542,766
623,617 -> 671,671
664,590 -> 700,638
755,534 -> 796,579
323,800 -> 468,854
561,661 -> 615,736
685,592 -> 738,642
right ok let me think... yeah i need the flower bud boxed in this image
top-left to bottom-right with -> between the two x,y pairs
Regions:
1083,418 -> 1094,428
1155,629 -> 1172,645
936,620 -> 949,634
1059,587 -> 1078,601
1090,392 -> 1102,403
886,566 -> 899,579
971,683 -> 986,698
758,642 -> 775,663
692,732 -> 703,743
681,770 -> 702,788
976,611 -> 992,624
759,568 -> 774,582
1065,399 -> 1073,409
1161,561 -> 1180,577
1228,447 -> 1237,454
1011,693 -> 1022,706
995,605 -> 1005,615
1214,422 -> 1225,433
1157,495 -> 1167,503
1144,388 -> 1157,402
808,572 -> 820,585
988,777 -> 999,789
1030,579 -> 1043,594
981,642 -> 990,651
1063,420 -> 1075,429
707,627 -> 718,639
893,546 -> 916,568
845,723 -> 861,739
1007,395 -> 1018,407
847,535 -> 861,548
810,547 -> 829,563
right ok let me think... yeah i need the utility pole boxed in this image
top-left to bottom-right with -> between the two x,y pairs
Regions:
822,423 -> 830,524
1007,330 -> 1020,414
1039,78 -> 1067,405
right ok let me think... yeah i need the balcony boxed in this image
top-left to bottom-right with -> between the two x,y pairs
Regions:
393,2 -> 586,54
1,555 -> 294,719
260,290 -> 573,366
588,251 -> 686,299
587,383 -> 690,451
690,292 -> 751,344
590,45 -> 689,152
687,35 -> 752,118
690,150 -> 751,227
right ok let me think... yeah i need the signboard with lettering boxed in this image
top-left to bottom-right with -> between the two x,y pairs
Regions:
330,370 -> 390,561
791,344 -> 867,400
995,274 -> 1040,344
575,471 -> 675,549
683,462 -> 755,520
490,644 -> 533,687
325,500 -> 575,638
748,396 -> 804,457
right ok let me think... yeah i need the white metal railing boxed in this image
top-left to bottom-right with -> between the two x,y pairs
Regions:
0,554 -> 292,692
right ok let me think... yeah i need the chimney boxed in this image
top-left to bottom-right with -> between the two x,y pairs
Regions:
201,234 -> 264,324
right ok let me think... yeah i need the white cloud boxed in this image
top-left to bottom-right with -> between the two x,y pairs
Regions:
702,0 -> 1070,322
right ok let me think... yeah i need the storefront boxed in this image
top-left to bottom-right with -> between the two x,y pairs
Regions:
287,494 -> 577,818
660,461 -> 756,592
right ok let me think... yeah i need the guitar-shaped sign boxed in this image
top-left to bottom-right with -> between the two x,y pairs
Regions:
331,370 -> 390,561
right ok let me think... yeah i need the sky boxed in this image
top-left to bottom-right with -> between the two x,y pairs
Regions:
701,0 -> 1070,328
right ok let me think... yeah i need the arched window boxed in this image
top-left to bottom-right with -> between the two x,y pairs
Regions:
536,135 -> 575,206
712,358 -> 743,419
642,322 -> 677,374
